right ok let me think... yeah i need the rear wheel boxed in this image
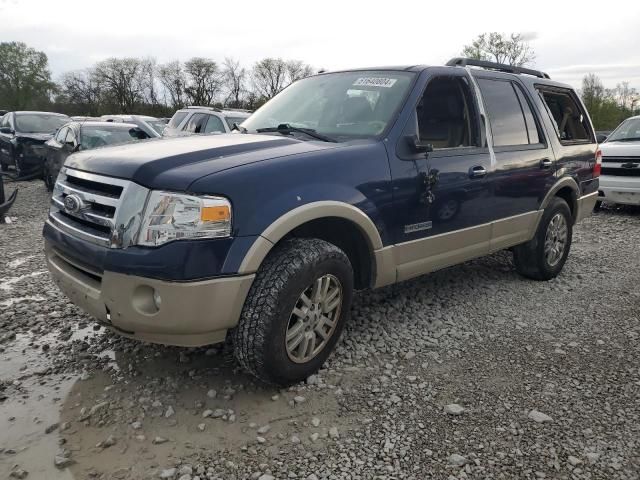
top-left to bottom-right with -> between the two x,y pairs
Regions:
513,197 -> 572,280
232,238 -> 353,385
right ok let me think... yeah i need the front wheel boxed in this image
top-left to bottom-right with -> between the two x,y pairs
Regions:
513,197 -> 573,281
232,238 -> 353,385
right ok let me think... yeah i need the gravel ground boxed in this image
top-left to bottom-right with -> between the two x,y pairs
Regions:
1,179 -> 639,480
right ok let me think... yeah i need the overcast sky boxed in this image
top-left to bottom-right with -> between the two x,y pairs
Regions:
2,0 -> 639,90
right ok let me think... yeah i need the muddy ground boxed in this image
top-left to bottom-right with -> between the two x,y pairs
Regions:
1,180 -> 639,480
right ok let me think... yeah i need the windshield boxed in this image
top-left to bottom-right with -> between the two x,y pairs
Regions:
80,126 -> 148,149
607,118 -> 640,142
168,111 -> 188,128
225,116 -> 249,129
15,114 -> 68,133
242,70 -> 416,140
146,120 -> 167,135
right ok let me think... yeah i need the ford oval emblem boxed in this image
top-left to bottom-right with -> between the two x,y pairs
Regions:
63,194 -> 83,214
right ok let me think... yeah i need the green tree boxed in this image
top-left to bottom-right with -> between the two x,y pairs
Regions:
0,41 -> 55,110
580,74 -> 638,130
461,32 -> 535,66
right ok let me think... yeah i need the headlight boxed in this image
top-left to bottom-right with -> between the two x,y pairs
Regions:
137,191 -> 232,246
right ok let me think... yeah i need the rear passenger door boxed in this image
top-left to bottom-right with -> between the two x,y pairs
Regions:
476,76 -> 555,220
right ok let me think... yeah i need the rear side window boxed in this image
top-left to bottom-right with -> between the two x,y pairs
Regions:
537,88 -> 592,144
168,111 -> 188,128
184,113 -> 208,134
478,78 -> 533,147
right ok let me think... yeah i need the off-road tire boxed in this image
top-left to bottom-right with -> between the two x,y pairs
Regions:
513,197 -> 573,281
232,238 -> 353,385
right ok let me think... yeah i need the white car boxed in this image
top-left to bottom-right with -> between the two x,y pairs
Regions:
163,106 -> 251,137
598,115 -> 640,206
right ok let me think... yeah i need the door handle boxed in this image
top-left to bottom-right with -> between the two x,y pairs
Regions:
469,165 -> 487,178
540,158 -> 553,169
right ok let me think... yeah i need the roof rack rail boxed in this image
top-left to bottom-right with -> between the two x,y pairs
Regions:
446,57 -> 550,79
186,105 -> 222,112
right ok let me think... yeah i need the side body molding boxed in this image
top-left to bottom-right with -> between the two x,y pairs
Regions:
238,201 -> 395,286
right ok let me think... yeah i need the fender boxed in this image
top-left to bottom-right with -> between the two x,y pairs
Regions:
238,200 -> 385,277
539,176 -> 579,218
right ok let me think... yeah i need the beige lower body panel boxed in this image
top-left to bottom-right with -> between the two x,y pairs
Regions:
575,191 -> 598,223
45,243 -> 254,347
388,211 -> 542,283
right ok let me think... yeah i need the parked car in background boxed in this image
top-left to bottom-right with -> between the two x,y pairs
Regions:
42,121 -> 151,190
43,58 -> 599,385
0,111 -> 70,176
100,115 -> 164,138
71,116 -> 102,122
163,106 -> 251,137
597,115 -> 640,207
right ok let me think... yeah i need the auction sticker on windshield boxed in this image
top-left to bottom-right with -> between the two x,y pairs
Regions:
353,77 -> 397,88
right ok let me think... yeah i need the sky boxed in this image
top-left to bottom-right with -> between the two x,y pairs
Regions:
1,0 -> 640,91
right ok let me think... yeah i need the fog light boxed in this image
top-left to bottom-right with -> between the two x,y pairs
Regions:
153,290 -> 162,310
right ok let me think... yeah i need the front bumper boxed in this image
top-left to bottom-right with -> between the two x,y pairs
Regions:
598,175 -> 640,205
45,242 -> 254,346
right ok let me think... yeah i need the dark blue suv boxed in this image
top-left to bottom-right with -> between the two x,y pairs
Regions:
43,58 -> 600,385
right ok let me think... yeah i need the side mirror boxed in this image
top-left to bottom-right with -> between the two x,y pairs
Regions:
0,127 -> 14,134
405,135 -> 433,154
596,133 -> 607,143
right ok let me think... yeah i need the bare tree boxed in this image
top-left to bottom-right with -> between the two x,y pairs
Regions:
614,81 -> 639,111
158,60 -> 187,110
59,69 -> 101,114
252,58 -> 314,101
184,57 -> 223,106
93,57 -> 148,112
461,32 -> 535,66
252,58 -> 288,99
222,57 -> 247,108
286,60 -> 314,83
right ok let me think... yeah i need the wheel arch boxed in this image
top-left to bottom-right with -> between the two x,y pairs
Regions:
238,201 -> 385,289
540,177 -> 579,223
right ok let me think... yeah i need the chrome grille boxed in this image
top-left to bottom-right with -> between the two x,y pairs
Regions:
600,156 -> 640,177
49,167 -> 149,248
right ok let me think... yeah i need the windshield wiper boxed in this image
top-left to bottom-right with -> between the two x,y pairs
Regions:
256,123 -> 337,143
232,123 -> 247,133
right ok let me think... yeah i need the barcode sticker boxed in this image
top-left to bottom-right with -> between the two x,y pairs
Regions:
352,77 -> 397,88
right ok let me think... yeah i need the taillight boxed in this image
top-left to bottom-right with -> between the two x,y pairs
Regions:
594,148 -> 602,177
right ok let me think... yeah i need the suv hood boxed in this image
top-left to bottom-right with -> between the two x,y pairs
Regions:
600,141 -> 640,157
65,133 -> 340,190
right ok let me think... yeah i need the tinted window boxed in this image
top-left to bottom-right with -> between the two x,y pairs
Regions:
204,115 -> 225,133
417,76 -> 479,149
514,85 -> 540,144
168,111 -> 188,128
478,79 -> 529,147
184,113 -> 208,134
537,88 -> 591,143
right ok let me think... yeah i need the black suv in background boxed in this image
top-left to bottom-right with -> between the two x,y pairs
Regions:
44,58 -> 599,385
0,111 -> 70,176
